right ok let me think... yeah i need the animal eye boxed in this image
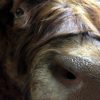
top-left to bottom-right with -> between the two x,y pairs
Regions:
15,8 -> 24,18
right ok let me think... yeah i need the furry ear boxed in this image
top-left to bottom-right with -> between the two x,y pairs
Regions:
0,0 -> 14,34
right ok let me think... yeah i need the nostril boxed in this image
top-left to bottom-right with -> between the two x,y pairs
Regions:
50,55 -> 84,87
64,70 -> 76,80
51,62 -> 77,81
56,66 -> 81,86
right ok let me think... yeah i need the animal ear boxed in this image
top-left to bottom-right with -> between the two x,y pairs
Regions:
0,0 -> 14,34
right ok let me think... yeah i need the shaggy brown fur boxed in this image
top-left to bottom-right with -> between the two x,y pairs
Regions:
13,0 -> 100,99
0,0 -> 100,100
14,0 -> 100,73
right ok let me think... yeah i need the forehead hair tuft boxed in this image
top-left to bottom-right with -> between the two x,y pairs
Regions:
26,0 -> 100,42
15,0 -> 100,69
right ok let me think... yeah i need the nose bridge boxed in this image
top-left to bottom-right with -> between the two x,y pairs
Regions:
57,55 -> 100,80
